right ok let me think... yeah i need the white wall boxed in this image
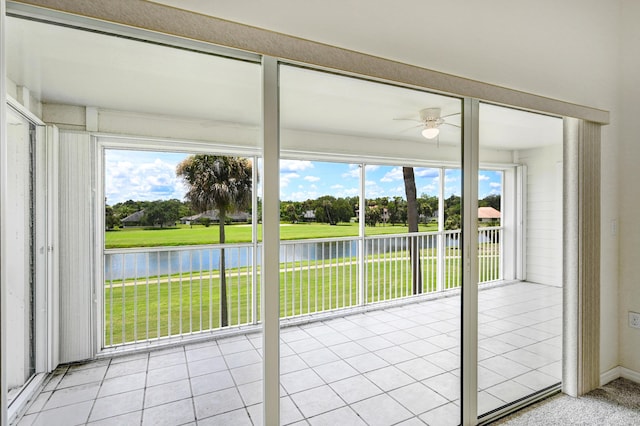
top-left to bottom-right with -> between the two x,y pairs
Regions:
618,0 -> 640,375
518,144 -> 563,286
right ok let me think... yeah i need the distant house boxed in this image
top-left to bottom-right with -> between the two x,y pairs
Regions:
120,209 -> 177,228
120,210 -> 145,227
181,209 -> 250,225
302,210 -> 316,222
380,207 -> 390,223
478,206 -> 501,223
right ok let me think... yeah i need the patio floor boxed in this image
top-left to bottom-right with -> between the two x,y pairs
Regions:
14,281 -> 562,426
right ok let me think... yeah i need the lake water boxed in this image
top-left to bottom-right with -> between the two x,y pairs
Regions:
104,234 -> 459,281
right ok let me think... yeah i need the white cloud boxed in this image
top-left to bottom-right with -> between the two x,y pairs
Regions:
420,184 -> 437,195
287,191 -> 318,201
365,180 -> 388,198
280,159 -> 314,172
105,155 -> 186,204
280,172 -> 300,187
331,184 -> 344,189
414,168 -> 439,178
342,165 -> 361,179
445,186 -> 461,196
391,185 -> 406,196
490,182 -> 501,188
304,175 -> 321,182
380,167 -> 403,182
335,187 -> 359,197
479,174 -> 490,181
365,165 -> 380,172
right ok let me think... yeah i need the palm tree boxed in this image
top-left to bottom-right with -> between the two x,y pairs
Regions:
176,155 -> 252,327
403,167 -> 422,294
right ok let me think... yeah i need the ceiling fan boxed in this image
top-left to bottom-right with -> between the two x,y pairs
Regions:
395,107 -> 461,140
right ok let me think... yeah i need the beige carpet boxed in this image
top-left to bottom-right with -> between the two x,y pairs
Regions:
491,378 -> 640,425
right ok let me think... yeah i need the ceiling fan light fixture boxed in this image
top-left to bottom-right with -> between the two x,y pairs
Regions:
422,127 -> 440,139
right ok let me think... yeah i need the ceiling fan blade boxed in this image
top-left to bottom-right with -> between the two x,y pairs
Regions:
442,122 -> 461,128
398,123 -> 423,133
393,117 -> 421,123
441,112 -> 461,119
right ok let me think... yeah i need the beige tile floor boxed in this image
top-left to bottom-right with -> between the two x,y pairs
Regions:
14,282 -> 562,425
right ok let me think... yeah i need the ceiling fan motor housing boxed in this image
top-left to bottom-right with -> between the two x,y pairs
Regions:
419,108 -> 445,128
419,107 -> 441,122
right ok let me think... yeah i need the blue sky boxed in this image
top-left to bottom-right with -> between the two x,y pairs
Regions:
105,150 -> 502,205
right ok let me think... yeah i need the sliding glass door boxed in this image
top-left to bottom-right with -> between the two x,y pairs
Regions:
278,64 -> 463,425
477,103 -> 563,420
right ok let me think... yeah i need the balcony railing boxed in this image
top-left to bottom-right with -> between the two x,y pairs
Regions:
103,227 -> 502,348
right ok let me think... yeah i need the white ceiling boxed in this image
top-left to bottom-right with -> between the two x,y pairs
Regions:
6,16 -> 562,150
6,17 -> 261,126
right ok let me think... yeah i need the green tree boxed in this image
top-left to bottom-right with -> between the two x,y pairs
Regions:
444,195 -> 461,228
365,205 -> 381,227
313,196 -> 339,225
418,194 -> 438,223
142,200 -> 180,228
176,155 -> 252,327
387,196 -> 404,225
333,198 -> 354,223
322,199 -> 334,225
445,213 -> 461,230
283,203 -> 299,223
178,202 -> 195,219
105,205 -> 117,230
479,194 -> 501,210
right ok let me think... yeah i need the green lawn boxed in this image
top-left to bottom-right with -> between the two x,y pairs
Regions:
103,245 -> 501,345
105,222 -> 439,249
104,254 -> 437,345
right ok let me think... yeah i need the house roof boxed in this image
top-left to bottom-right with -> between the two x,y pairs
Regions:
182,210 -> 250,221
121,210 -> 145,222
478,207 -> 501,219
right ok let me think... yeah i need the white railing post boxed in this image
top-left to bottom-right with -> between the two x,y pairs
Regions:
251,155 -> 259,325
478,228 -> 484,282
498,226 -> 504,280
436,168 -> 445,292
358,163 -> 366,306
437,231 -> 445,291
